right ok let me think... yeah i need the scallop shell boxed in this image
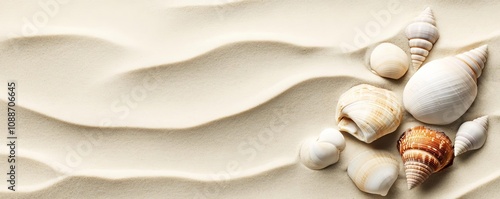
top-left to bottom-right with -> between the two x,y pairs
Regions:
347,151 -> 399,196
300,128 -> 345,170
405,7 -> 439,69
403,45 -> 488,125
336,84 -> 404,143
455,116 -> 488,156
397,126 -> 454,189
370,42 -> 409,79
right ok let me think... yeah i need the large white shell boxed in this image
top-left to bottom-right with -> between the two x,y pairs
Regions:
336,84 -> 404,143
403,45 -> 488,125
455,116 -> 488,156
347,151 -> 399,196
370,43 -> 409,79
405,7 -> 439,69
300,128 -> 345,170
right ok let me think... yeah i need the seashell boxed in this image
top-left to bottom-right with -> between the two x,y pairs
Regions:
369,42 -> 409,79
455,116 -> 488,156
336,84 -> 404,143
397,126 -> 454,189
300,128 -> 345,170
405,7 -> 439,69
403,45 -> 488,125
347,151 -> 399,196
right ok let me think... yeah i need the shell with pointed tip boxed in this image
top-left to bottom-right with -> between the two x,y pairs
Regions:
300,128 -> 345,170
455,116 -> 488,156
397,126 -> 454,189
336,84 -> 404,143
403,45 -> 488,125
405,7 -> 439,69
347,151 -> 399,196
370,43 -> 409,79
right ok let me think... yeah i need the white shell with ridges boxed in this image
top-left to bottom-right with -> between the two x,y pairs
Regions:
347,151 -> 399,196
300,128 -> 345,170
370,43 -> 409,79
336,84 -> 404,143
455,116 -> 489,156
405,7 -> 439,69
403,45 -> 488,125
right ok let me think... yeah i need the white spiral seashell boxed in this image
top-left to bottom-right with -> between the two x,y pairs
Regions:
403,45 -> 487,125
405,7 -> 439,69
369,43 -> 409,79
336,84 -> 404,143
347,151 -> 399,196
455,116 -> 488,156
300,128 -> 345,170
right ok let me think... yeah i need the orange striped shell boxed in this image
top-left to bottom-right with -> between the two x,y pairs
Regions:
397,126 -> 454,189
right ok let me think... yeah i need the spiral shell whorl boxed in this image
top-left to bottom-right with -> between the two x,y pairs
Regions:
405,7 -> 439,69
300,128 -> 345,170
404,161 -> 433,190
397,126 -> 454,189
454,45 -> 488,79
455,116 -> 489,156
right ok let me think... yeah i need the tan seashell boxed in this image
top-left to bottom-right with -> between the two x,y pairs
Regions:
369,43 -> 409,79
397,126 -> 454,189
405,7 -> 439,69
348,151 -> 399,196
336,84 -> 404,143
403,45 -> 488,125
455,116 -> 488,156
300,128 -> 345,170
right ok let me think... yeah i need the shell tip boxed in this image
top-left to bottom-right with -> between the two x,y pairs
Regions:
478,115 -> 489,121
454,148 -> 464,157
477,44 -> 488,53
407,183 -> 416,190
420,7 -> 433,17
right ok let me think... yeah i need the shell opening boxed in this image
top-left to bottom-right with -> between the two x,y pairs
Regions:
338,118 -> 360,136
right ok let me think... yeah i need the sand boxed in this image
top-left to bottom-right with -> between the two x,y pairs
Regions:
0,0 -> 499,198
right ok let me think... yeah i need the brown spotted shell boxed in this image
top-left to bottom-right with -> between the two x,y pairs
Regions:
397,126 -> 454,189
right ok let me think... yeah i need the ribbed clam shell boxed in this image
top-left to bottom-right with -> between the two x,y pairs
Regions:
403,45 -> 488,125
347,151 -> 399,196
405,7 -> 439,69
300,128 -> 345,170
369,43 -> 409,79
455,116 -> 488,156
397,126 -> 454,189
336,84 -> 404,143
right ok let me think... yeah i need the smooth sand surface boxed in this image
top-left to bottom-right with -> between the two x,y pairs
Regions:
0,0 -> 499,198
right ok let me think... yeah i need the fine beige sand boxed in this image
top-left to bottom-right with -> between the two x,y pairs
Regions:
0,0 -> 499,198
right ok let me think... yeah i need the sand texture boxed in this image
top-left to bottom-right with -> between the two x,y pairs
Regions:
0,0 -> 499,198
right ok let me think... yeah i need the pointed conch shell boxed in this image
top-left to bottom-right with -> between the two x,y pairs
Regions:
397,126 -> 454,189
300,128 -> 345,170
403,45 -> 488,125
455,116 -> 488,156
405,7 -> 439,69
336,84 -> 404,143
370,42 -> 409,79
347,151 -> 399,196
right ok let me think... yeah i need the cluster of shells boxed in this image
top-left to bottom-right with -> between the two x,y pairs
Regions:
299,7 -> 490,196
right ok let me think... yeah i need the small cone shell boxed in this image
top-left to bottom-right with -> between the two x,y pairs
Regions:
397,126 -> 454,189
455,116 -> 488,156
405,7 -> 439,69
